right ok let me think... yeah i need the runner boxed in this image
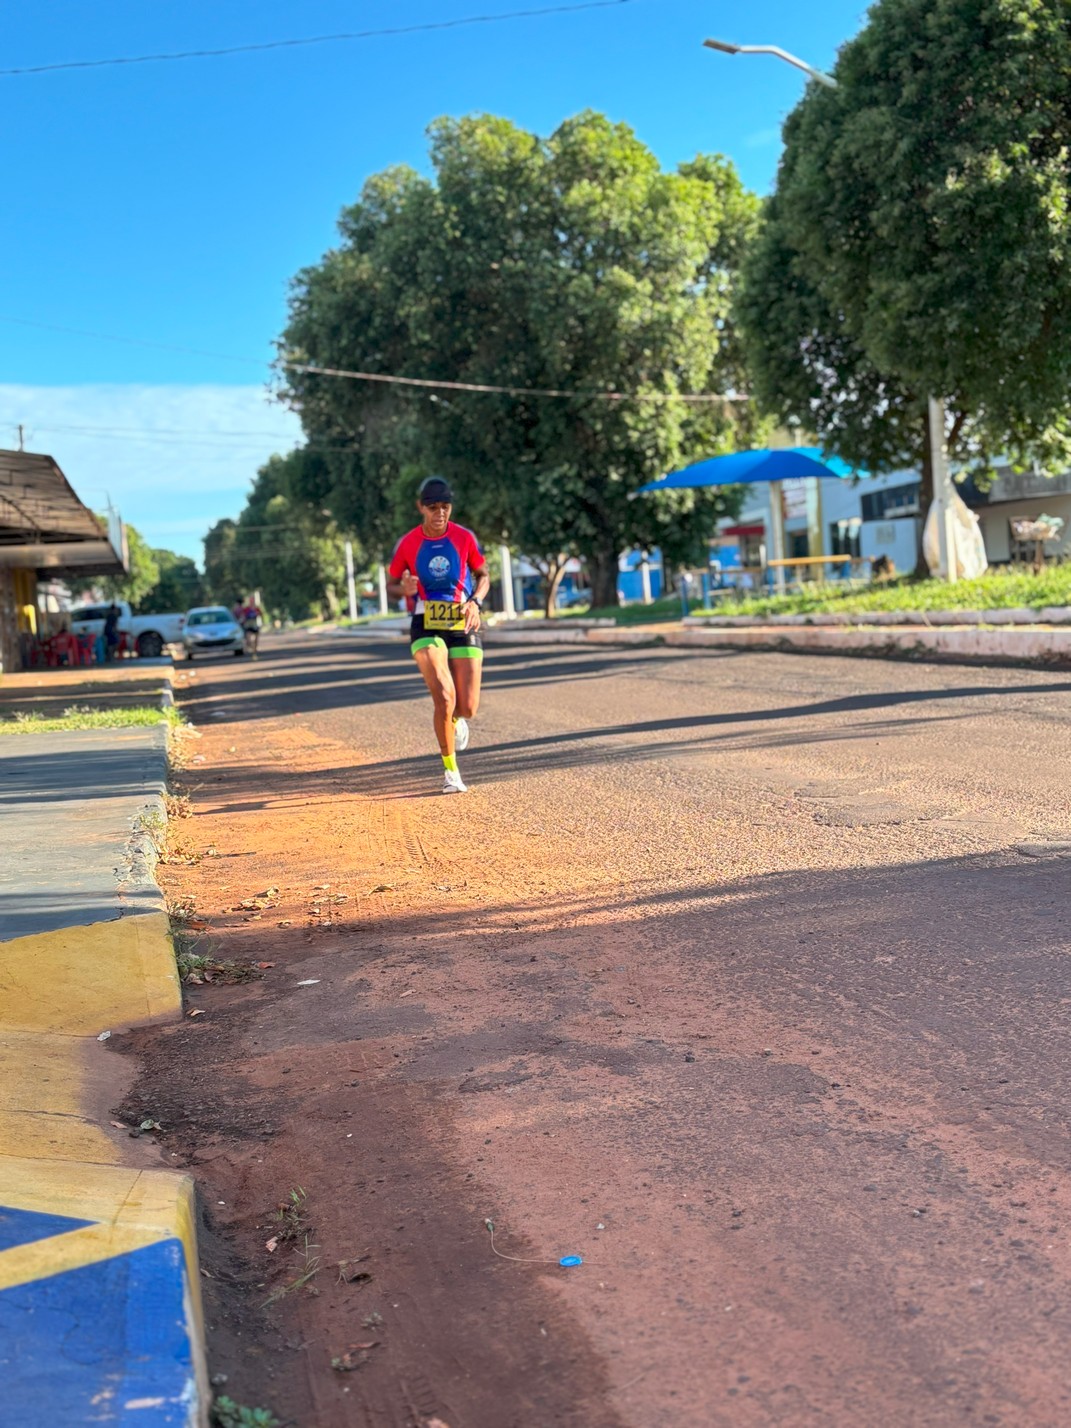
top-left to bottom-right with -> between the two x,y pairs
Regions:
387,477 -> 490,794
238,595 -> 264,658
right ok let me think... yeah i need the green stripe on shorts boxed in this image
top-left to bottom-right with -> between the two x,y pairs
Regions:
448,646 -> 483,659
411,636 -> 446,653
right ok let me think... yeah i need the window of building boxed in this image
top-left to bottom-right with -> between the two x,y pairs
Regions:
830,518 -> 862,558
860,483 -> 921,522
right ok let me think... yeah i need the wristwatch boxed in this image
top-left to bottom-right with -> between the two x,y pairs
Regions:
467,596 -> 483,610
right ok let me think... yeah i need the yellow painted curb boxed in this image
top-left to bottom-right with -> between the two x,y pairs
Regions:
0,1155 -> 209,1422
0,911 -> 181,1034
0,1029 -> 121,1164
0,1157 -> 202,1301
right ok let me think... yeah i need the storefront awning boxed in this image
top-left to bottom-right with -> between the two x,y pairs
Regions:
721,524 -> 765,539
0,449 -> 126,576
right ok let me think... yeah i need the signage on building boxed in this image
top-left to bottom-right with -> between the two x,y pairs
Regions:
781,479 -> 808,520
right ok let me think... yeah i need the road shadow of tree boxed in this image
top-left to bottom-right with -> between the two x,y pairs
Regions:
188,662 -> 1071,809
178,635 -> 713,724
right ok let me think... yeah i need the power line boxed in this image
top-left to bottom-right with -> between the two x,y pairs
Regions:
22,421 -> 296,439
0,1 -> 641,77
1,312 -> 743,405
19,422 -> 306,448
292,362 -> 741,404
7,421 -> 370,455
0,315 -> 263,366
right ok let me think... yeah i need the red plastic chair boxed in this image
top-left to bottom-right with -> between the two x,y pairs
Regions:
49,632 -> 82,667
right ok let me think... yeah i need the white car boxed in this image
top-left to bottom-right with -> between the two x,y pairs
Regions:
183,606 -> 246,659
69,600 -> 185,659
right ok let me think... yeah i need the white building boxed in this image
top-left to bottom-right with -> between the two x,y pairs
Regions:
714,462 -> 1071,579
715,467 -> 923,580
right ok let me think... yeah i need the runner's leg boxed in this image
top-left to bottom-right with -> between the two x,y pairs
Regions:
450,649 -> 483,720
412,642 -> 456,757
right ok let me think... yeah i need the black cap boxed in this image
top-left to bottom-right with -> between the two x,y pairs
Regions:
418,476 -> 453,504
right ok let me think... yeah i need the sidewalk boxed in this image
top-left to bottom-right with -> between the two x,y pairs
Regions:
0,663 -> 206,1426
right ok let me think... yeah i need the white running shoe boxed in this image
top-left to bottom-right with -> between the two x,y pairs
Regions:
442,768 -> 469,795
453,717 -> 470,752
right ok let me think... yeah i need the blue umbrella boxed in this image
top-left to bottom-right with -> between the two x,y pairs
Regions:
636,446 -> 862,493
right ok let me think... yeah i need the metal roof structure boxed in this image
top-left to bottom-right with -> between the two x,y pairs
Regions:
0,449 -> 126,575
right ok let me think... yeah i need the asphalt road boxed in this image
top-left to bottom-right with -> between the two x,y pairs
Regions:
170,632 -> 1071,1427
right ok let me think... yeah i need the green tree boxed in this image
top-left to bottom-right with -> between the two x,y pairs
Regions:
203,518 -> 241,609
223,452 -> 350,621
279,112 -> 760,606
71,520 -> 160,607
138,550 -> 204,613
738,0 -> 1071,555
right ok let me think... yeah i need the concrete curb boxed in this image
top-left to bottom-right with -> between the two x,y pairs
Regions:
0,658 -> 208,1427
121,660 -> 176,910
666,623 -> 1071,665
479,618 -> 1071,668
683,604 -> 1071,629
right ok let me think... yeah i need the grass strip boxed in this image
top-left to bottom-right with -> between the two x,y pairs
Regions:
690,567 -> 1071,620
0,703 -> 181,734
564,568 -> 1071,623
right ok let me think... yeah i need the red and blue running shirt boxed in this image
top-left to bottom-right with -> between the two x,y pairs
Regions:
388,522 -> 486,610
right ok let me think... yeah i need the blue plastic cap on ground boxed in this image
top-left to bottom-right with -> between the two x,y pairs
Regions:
559,1255 -> 583,1267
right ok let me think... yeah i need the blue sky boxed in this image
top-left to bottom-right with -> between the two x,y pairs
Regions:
0,0 -> 869,561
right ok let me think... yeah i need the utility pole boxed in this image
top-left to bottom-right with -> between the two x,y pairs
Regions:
344,540 -> 358,620
377,564 -> 389,615
767,482 -> 787,592
498,544 -> 516,619
17,424 -> 25,451
704,35 -> 960,581
639,555 -> 653,605
928,397 -> 958,583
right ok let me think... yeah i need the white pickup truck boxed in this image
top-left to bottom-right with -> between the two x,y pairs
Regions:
69,600 -> 186,659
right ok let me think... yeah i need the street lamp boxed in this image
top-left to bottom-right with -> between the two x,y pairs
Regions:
705,37 -> 960,581
703,38 -> 837,87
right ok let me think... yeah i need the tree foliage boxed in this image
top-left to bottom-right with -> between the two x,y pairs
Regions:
70,520 -> 160,607
203,518 -> 241,609
140,550 -> 205,613
205,452 -> 350,621
738,0 -> 1071,517
279,112 -> 762,605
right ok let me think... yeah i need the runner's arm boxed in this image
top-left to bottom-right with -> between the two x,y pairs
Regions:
462,564 -> 491,632
386,571 -> 418,600
386,541 -> 418,601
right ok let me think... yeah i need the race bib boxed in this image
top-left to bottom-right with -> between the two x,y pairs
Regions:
423,600 -> 465,631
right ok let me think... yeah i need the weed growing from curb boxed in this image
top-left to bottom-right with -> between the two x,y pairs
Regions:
271,1188 -> 310,1245
210,1397 -> 280,1428
263,1234 -> 321,1306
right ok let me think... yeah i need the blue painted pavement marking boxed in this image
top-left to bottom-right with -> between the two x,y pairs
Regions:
0,1238 -> 197,1425
0,1205 -> 93,1251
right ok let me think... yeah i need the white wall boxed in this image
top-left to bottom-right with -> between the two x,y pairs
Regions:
860,518 -> 921,572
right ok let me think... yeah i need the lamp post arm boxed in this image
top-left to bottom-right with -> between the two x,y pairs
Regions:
702,38 -> 838,87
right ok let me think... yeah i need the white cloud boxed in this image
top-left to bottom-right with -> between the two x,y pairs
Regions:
0,385 -> 303,562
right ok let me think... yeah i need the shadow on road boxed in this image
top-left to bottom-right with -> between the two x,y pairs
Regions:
181,639 -> 1071,806
178,636 -> 712,724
